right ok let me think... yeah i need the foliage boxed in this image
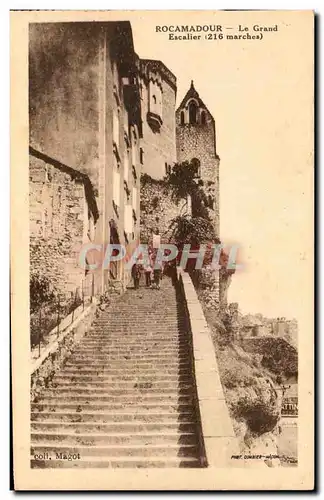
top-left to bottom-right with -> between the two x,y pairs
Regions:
141,173 -> 164,188
30,272 -> 56,314
30,272 -> 84,349
30,286 -> 83,349
257,338 -> 298,377
222,367 -> 256,389
165,160 -> 213,219
168,214 -> 215,246
231,395 -> 280,435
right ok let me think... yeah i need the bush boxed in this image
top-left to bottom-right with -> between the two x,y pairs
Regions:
222,368 -> 255,389
30,273 -> 56,314
231,395 -> 280,435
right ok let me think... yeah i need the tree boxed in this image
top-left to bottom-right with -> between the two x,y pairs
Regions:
165,160 -> 213,219
30,272 -> 56,313
168,214 -> 216,247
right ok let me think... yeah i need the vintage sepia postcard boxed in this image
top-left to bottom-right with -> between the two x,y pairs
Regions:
11,10 -> 314,490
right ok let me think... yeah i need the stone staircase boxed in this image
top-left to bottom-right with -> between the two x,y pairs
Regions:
31,276 -> 204,468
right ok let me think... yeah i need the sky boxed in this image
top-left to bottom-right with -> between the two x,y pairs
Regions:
129,11 -> 313,327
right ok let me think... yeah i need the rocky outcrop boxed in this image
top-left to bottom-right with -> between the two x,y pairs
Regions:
201,305 -> 285,467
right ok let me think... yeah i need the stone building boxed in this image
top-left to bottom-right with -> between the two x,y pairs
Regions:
29,20 -> 223,303
176,81 -> 220,238
29,21 -> 142,294
29,147 -> 98,297
138,59 -> 177,179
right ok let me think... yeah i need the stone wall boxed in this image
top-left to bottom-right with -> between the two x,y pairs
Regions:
176,120 -> 220,237
29,152 -> 96,297
139,60 -> 177,180
140,174 -> 184,244
29,22 -> 102,188
29,22 -> 143,294
177,268 -> 239,467
31,300 -> 97,401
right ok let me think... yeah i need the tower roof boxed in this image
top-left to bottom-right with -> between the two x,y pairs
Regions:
176,80 -> 213,118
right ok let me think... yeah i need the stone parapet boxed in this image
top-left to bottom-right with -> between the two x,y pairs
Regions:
31,299 -> 97,400
177,268 -> 239,467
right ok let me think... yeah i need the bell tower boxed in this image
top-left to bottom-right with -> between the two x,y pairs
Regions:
176,81 -> 220,237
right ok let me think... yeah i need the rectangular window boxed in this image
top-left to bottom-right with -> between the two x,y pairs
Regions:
113,170 -> 120,207
132,165 -> 137,183
131,143 -> 136,167
124,204 -> 133,234
132,186 -> 137,210
112,61 -> 120,97
113,109 -> 119,149
124,152 -> 129,182
140,147 -> 144,165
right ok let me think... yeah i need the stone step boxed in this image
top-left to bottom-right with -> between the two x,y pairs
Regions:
31,402 -> 194,413
31,412 -> 195,423
81,336 -> 189,342
30,276 -> 202,467
78,341 -> 191,348
31,421 -> 197,434
31,431 -> 197,446
60,367 -> 192,376
87,328 -> 189,337
72,346 -> 190,354
31,443 -> 198,458
75,345 -> 190,352
35,394 -> 193,403
53,374 -> 193,383
69,349 -> 191,363
82,332 -> 189,338
92,317 -> 181,323
52,377 -> 193,387
63,360 -> 191,368
94,320 -> 181,324
66,355 -> 190,363
30,456 -> 201,468
41,387 -> 193,397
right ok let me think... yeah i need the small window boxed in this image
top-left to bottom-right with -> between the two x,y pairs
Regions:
165,163 -> 171,175
152,95 -> 157,104
189,101 -> 198,124
113,108 -> 120,148
140,148 -> 144,165
201,111 -> 206,125
180,111 -> 185,125
191,158 -> 201,177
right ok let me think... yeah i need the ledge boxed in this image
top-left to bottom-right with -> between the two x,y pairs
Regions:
147,111 -> 163,131
177,268 -> 239,467
113,142 -> 121,163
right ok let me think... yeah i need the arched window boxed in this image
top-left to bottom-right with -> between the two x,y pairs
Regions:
201,111 -> 206,125
180,111 -> 185,125
191,158 -> 201,178
189,101 -> 198,124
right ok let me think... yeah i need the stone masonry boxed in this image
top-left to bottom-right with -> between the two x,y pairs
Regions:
29,149 -> 98,297
176,81 -> 220,238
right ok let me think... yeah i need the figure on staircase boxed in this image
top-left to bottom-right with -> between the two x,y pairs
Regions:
131,259 -> 142,290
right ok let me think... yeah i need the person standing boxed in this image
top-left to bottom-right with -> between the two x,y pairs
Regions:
144,261 -> 153,287
131,261 -> 141,290
153,267 -> 161,290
